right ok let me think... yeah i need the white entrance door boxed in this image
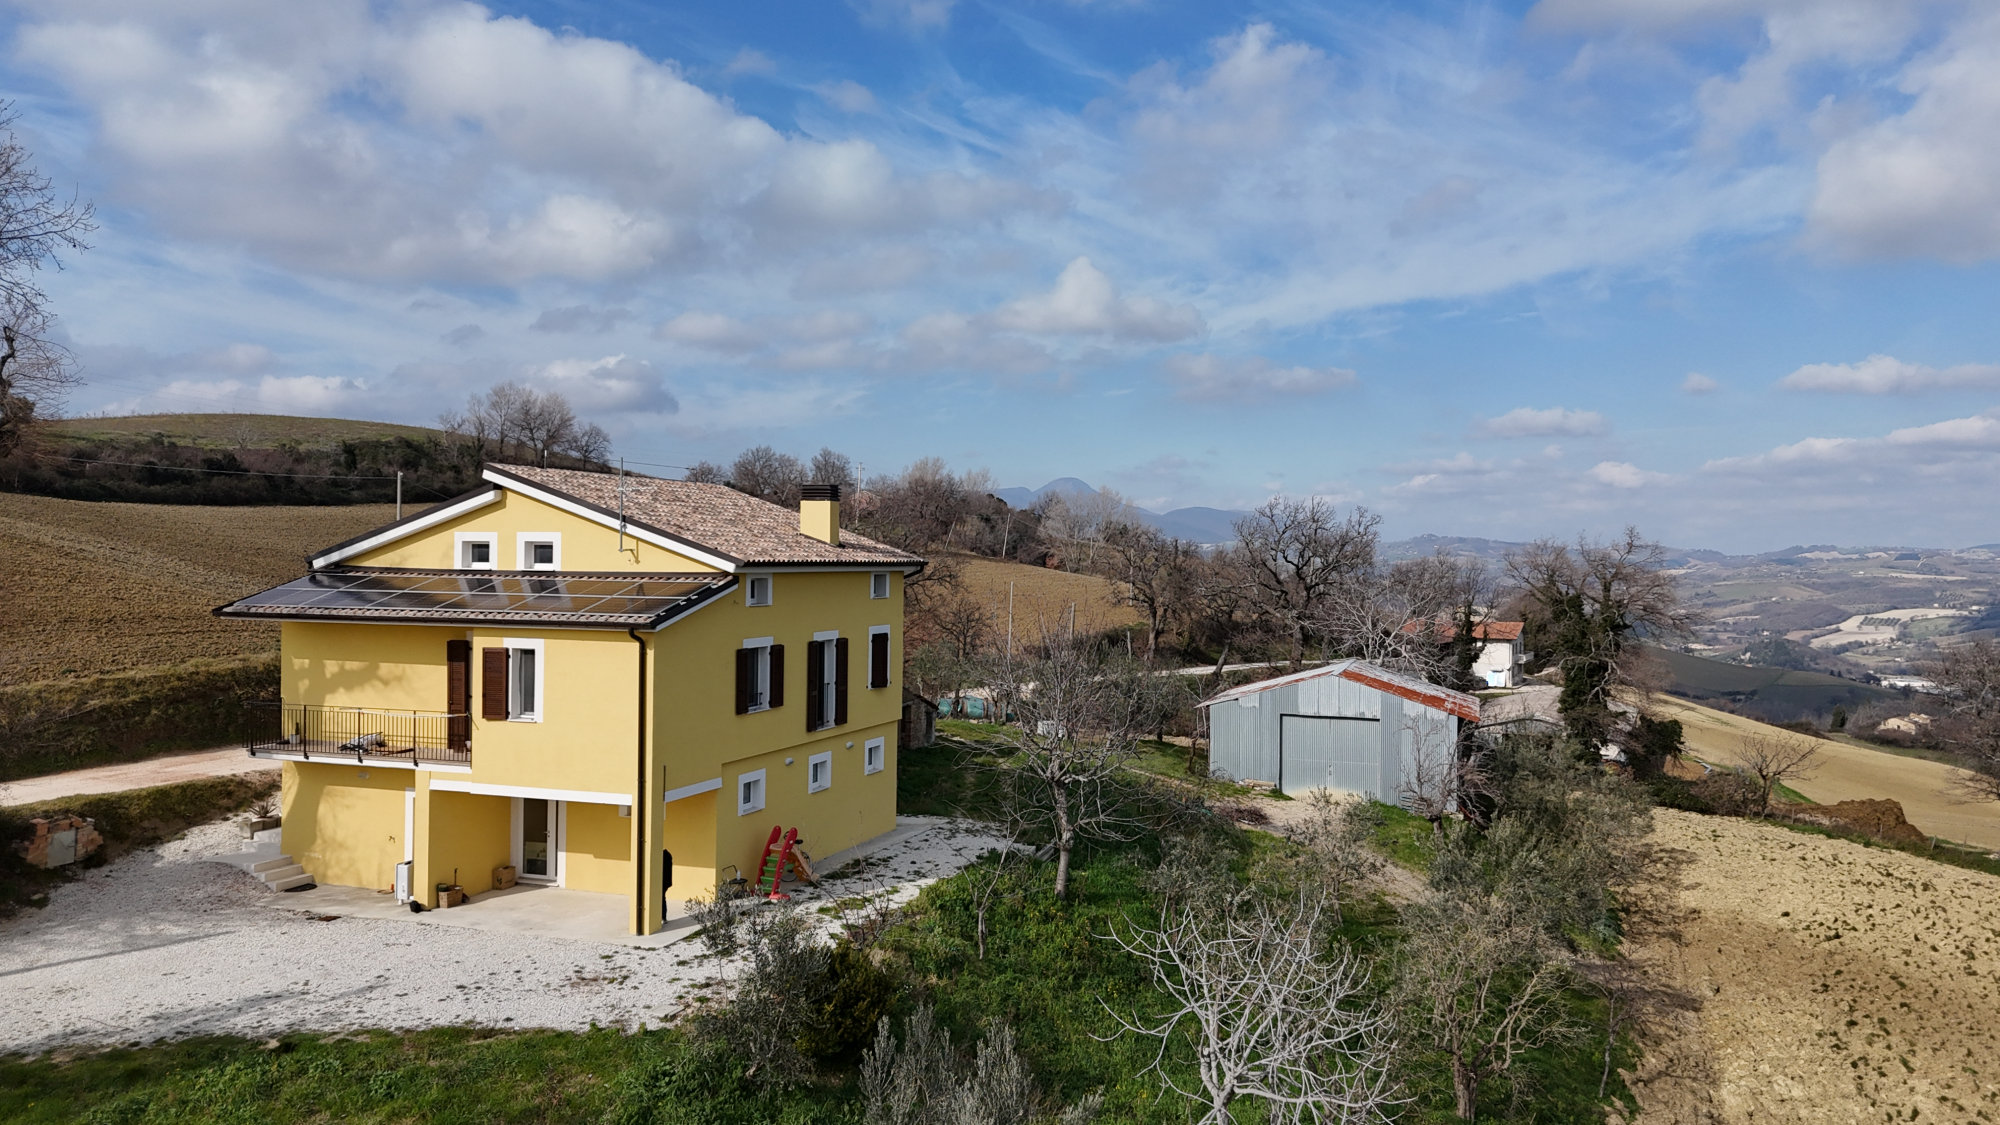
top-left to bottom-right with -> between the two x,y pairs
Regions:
514,798 -> 563,884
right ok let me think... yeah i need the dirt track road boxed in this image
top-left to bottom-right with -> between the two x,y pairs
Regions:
0,748 -> 277,807
1622,810 -> 2000,1124
1657,697 -> 2000,851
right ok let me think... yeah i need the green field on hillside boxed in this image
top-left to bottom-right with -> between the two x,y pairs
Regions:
1653,646 -> 1898,722
46,412 -> 441,448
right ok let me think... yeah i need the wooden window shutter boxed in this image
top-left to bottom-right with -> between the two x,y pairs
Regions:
447,640 -> 472,749
834,637 -> 850,726
768,644 -> 785,708
870,632 -> 890,690
805,641 -> 825,731
481,647 -> 510,721
735,648 -> 756,715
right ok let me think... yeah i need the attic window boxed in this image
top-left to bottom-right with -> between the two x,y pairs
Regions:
746,575 -> 772,607
456,532 -> 498,570
518,533 -> 560,570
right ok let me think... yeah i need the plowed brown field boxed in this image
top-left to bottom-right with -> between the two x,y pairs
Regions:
1621,810 -> 2000,1124
0,493 -> 394,684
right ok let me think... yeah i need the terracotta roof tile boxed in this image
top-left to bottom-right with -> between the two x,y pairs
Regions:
492,464 -> 925,569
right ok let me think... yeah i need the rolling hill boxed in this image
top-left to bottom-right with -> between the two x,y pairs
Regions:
1652,646 -> 1899,722
45,412 -> 442,447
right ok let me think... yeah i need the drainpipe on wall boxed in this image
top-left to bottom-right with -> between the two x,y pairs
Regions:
629,625 -> 649,935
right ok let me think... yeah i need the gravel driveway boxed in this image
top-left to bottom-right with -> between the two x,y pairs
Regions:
0,816 -> 1013,1055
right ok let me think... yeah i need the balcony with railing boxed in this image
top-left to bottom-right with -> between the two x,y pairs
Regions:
244,702 -> 472,768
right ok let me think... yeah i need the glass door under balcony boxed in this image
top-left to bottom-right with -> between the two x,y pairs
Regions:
516,798 -> 560,884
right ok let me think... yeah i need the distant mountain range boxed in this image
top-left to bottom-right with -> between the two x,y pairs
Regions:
990,478 -> 1245,543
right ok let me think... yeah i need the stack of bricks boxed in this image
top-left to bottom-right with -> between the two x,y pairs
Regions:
13,815 -> 104,868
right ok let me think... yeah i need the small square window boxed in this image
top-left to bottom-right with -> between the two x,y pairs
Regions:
864,738 -> 885,775
746,575 -> 772,606
870,572 -> 890,599
529,542 -> 554,567
737,769 -> 767,816
460,539 -> 494,568
807,751 -> 832,793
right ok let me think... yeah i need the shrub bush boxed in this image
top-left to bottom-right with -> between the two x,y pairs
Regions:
801,941 -> 900,1062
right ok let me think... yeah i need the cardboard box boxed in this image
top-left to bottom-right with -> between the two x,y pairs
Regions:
436,885 -> 466,909
493,865 -> 518,890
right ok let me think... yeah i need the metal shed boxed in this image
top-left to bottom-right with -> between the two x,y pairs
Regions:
1197,661 -> 1481,806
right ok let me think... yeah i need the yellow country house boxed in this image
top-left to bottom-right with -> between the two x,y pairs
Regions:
215,465 -> 923,936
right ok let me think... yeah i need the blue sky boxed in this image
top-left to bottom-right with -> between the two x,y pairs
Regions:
7,0 -> 2000,552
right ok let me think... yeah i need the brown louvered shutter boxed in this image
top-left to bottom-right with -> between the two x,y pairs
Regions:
447,640 -> 471,748
768,644 -> 785,708
481,647 -> 510,721
870,631 -> 890,690
735,647 -> 756,715
834,637 -> 850,726
805,641 -> 825,732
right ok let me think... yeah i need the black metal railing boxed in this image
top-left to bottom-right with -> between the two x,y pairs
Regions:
244,702 -> 472,767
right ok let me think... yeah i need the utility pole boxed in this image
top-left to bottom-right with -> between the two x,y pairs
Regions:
395,471 -> 403,519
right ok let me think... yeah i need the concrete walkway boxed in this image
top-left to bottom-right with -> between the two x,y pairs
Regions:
0,747 -> 277,807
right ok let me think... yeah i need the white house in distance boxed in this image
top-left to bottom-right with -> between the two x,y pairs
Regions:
1199,661 -> 1481,804
1471,621 -> 1527,688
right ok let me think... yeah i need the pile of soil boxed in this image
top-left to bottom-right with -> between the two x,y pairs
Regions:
1772,797 -> 1928,847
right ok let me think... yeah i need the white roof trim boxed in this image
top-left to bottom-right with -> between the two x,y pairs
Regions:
481,467 -> 742,573
662,777 -> 723,803
428,778 -> 629,804
311,489 -> 501,569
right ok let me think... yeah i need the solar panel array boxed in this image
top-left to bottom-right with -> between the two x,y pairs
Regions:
220,568 -> 732,627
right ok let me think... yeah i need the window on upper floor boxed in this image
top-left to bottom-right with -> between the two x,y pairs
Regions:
871,572 -> 891,599
868,626 -> 891,689
807,751 -> 831,793
457,532 -> 498,570
734,638 -> 783,714
805,634 -> 848,731
745,575 -> 772,606
518,533 -> 560,570
481,639 -> 543,722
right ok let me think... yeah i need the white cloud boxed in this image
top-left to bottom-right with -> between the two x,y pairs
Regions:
1477,406 -> 1609,438
1681,372 -> 1720,394
531,354 -> 678,414
994,257 -> 1202,342
1779,354 -> 2000,394
1705,408 -> 2000,470
1588,460 -> 1672,488
654,311 -> 762,354
816,80 -> 879,114
723,48 -> 777,78
1164,354 -> 1356,401
1806,8 -> 2000,262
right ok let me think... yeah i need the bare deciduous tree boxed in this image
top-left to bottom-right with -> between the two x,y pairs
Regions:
1232,497 -> 1380,671
683,459 -> 729,484
1038,487 -> 1136,571
1734,733 -> 1822,814
439,381 -> 610,468
1505,528 -> 1700,749
1319,551 -> 1487,688
1392,892 -> 1580,1121
996,629 -> 1149,899
1106,888 -> 1403,1124
0,103 -> 95,454
730,444 -> 807,506
1921,637 -> 2000,803
1397,709 -> 1489,838
1099,521 -> 1197,662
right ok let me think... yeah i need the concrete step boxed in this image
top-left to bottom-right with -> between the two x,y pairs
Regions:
266,872 -> 315,892
249,855 -> 295,874
258,863 -> 305,884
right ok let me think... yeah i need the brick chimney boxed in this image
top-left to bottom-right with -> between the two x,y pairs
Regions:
800,483 -> 840,546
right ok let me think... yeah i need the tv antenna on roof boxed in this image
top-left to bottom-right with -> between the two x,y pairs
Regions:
616,458 -> 645,560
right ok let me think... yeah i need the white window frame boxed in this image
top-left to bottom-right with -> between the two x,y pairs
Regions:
869,625 -> 892,689
870,572 -> 891,599
455,531 -> 499,570
742,636 -> 774,713
745,574 -> 773,607
864,737 -> 885,775
807,751 -> 832,794
737,768 -> 767,816
502,637 -> 545,722
516,532 -> 562,570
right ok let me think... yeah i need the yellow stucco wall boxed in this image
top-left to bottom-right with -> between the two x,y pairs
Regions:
712,723 -> 899,888
428,790 -> 511,895
563,801 -> 632,895
351,488 -> 720,572
282,762 -> 408,891
464,627 -> 640,795
282,622 -> 454,712
659,790 -> 718,899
